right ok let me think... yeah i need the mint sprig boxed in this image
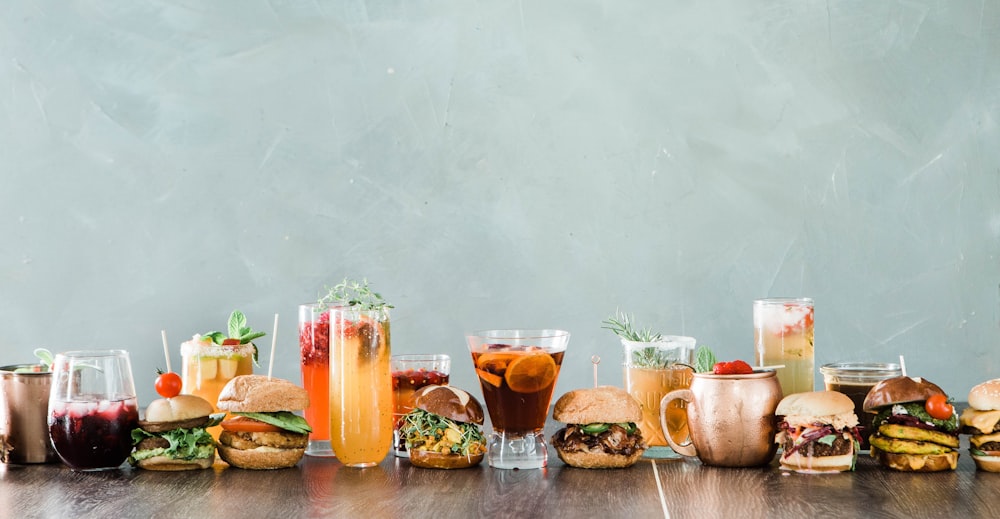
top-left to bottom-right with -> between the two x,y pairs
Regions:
693,345 -> 718,373
202,310 -> 264,366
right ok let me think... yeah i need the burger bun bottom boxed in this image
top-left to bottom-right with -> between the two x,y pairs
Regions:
217,443 -> 305,470
778,451 -> 853,473
972,453 -> 1000,472
871,446 -> 958,472
408,450 -> 484,469
136,454 -> 214,471
555,447 -> 644,469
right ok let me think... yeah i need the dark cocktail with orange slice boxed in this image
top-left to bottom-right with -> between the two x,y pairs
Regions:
467,329 -> 569,469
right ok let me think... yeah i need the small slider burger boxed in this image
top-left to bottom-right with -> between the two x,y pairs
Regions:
863,376 -> 959,472
400,385 -> 487,469
550,386 -> 646,469
960,378 -> 1000,472
774,391 -> 861,472
130,394 -> 219,471
216,375 -> 312,470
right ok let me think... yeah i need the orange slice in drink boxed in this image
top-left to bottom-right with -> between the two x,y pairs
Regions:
504,353 -> 557,394
475,352 -> 516,388
476,368 -> 503,388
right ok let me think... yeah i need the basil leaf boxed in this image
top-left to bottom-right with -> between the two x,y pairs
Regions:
235,411 -> 312,434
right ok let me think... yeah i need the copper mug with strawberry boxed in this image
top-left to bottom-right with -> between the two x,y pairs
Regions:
660,366 -> 782,467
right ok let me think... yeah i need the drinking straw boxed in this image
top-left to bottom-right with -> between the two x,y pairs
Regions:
899,355 -> 907,377
650,460 -> 671,518
591,355 -> 601,388
267,314 -> 279,380
160,330 -> 172,373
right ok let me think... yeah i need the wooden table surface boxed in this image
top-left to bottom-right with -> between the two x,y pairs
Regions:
3,436 -> 998,519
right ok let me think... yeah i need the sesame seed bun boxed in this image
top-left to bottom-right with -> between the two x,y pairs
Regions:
969,379 -> 1000,411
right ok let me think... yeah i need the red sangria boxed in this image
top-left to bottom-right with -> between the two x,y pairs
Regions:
48,398 -> 139,470
47,350 -> 138,471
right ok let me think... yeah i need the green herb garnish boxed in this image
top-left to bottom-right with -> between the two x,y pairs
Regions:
401,408 -> 486,456
319,278 -> 393,312
602,310 -> 662,342
693,345 -> 718,373
13,348 -> 54,373
202,310 -> 265,366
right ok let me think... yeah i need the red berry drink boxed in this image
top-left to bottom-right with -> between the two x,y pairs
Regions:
300,305 -> 331,450
390,354 -> 451,457
48,398 -> 139,470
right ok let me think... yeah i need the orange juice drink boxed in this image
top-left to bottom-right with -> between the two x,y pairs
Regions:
329,307 -> 393,467
180,336 -> 254,439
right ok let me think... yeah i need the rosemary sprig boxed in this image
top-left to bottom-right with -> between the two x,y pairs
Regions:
602,310 -> 663,343
318,278 -> 394,312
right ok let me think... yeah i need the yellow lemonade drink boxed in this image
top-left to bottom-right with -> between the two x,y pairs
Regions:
180,336 -> 255,439
329,307 -> 393,467
621,337 -> 694,457
754,298 -> 814,395
623,363 -> 693,447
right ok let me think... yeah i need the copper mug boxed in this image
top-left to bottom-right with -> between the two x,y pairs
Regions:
661,370 -> 782,467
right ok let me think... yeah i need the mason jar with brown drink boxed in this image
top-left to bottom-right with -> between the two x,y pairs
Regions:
820,362 -> 902,450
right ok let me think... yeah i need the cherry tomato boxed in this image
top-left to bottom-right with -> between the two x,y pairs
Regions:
155,371 -> 183,398
221,416 -> 283,433
925,394 -> 953,420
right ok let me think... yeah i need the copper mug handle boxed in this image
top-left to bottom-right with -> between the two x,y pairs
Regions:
660,389 -> 696,458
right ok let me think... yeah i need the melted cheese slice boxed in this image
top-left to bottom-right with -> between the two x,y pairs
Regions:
960,408 -> 1000,435
970,431 -> 1000,448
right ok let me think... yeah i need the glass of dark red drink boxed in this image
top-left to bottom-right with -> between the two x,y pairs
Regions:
391,354 -> 450,457
47,350 -> 139,471
467,329 -> 569,469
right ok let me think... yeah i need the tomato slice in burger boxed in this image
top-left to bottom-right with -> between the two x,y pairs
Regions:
221,415 -> 284,433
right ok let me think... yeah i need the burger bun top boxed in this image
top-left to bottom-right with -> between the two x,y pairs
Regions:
217,375 -> 309,413
144,394 -> 214,422
969,379 -> 1000,411
552,386 -> 642,424
863,376 -> 947,412
413,385 -> 484,425
777,390 -> 854,417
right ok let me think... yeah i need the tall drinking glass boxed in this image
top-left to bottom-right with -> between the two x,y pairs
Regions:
753,298 -> 814,395
300,303 -> 334,457
47,350 -> 139,471
621,336 -> 695,459
467,329 -> 569,470
330,305 -> 393,467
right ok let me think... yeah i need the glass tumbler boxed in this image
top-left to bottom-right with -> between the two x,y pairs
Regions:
47,350 -> 139,471
391,354 -> 451,457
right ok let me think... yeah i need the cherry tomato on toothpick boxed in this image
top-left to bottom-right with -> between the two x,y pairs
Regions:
925,394 -> 953,420
155,370 -> 182,398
